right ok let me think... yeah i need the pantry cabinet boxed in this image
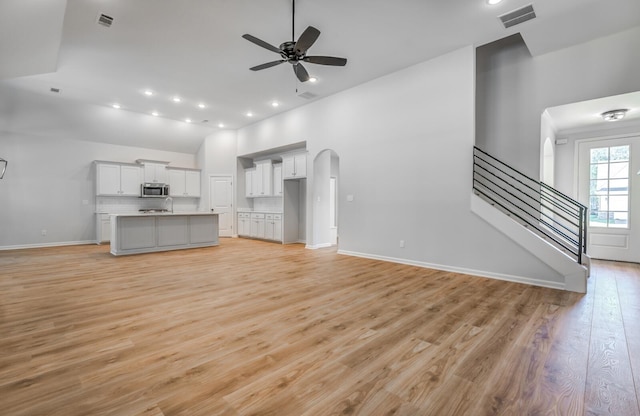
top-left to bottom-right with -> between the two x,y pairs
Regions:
168,168 -> 201,197
282,153 -> 307,179
96,162 -> 142,196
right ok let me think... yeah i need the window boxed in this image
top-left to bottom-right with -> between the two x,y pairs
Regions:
589,145 -> 630,228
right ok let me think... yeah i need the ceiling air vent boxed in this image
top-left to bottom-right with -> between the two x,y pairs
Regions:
298,91 -> 318,100
499,4 -> 536,29
97,13 -> 114,28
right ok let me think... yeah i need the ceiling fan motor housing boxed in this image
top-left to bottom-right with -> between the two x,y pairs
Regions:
279,41 -> 300,62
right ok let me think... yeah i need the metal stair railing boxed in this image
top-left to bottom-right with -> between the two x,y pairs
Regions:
472,146 -> 587,264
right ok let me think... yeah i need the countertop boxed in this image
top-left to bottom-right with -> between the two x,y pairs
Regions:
237,209 -> 282,214
110,212 -> 217,217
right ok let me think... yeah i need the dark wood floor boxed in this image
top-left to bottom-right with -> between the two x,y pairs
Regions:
0,238 -> 639,415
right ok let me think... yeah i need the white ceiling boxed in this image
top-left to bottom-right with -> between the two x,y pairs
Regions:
546,91 -> 640,136
2,0 -> 640,153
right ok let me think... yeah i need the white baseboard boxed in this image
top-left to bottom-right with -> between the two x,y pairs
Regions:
0,240 -> 96,251
306,243 -> 334,250
337,249 -> 566,291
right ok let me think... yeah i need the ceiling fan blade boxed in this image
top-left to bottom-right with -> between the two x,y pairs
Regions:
242,34 -> 281,54
294,26 -> 320,55
250,60 -> 286,71
293,63 -> 310,82
304,56 -> 348,66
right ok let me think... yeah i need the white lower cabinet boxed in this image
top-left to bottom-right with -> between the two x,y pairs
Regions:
96,213 -> 111,244
250,213 -> 265,239
265,214 -> 282,241
239,212 -> 282,242
237,213 -> 251,236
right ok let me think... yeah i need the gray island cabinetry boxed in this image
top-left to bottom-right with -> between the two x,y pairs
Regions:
110,212 -> 218,256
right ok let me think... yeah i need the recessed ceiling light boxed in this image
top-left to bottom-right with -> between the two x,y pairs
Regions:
185,118 -> 192,123
144,90 -> 154,96
218,123 -> 225,128
271,101 -> 279,108
308,77 -> 317,83
112,104 -> 121,109
151,111 -> 159,117
246,112 -> 253,117
601,109 -> 628,121
487,0 -> 503,4
173,97 -> 181,103
198,103 -> 206,109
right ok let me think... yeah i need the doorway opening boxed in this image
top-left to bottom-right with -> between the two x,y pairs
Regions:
312,149 -> 340,248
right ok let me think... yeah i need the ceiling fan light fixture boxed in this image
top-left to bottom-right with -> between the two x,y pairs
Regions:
601,109 -> 628,121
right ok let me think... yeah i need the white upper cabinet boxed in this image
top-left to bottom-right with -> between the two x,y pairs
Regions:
96,162 -> 142,196
185,171 -> 201,197
254,160 -> 273,197
245,161 -> 274,198
142,162 -> 168,184
245,168 -> 256,198
282,153 -> 307,179
168,168 -> 201,197
273,163 -> 283,196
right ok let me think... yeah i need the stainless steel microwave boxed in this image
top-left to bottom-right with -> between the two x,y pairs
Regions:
141,183 -> 169,198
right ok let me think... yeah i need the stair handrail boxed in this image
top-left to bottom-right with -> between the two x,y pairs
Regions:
473,146 -> 588,264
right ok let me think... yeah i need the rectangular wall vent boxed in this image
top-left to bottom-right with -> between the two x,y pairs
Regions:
97,13 -> 114,28
499,4 -> 536,29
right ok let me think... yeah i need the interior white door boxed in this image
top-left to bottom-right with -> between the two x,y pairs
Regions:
577,136 -> 640,262
209,175 -> 233,237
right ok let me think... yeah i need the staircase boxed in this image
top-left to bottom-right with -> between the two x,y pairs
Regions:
471,146 -> 589,293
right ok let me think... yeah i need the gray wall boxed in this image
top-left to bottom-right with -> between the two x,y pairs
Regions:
0,132 -> 195,248
236,46 -> 563,285
476,26 -> 640,178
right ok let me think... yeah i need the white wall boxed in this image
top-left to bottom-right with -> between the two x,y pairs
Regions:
196,130 -> 237,211
477,26 -> 640,178
236,46 -> 563,284
0,132 -> 196,248
554,121 -> 640,198
311,150 -> 332,248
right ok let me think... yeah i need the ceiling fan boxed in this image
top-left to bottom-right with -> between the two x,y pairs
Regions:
242,0 -> 347,82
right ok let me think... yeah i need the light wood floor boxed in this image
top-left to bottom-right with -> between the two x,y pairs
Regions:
1,239 -> 639,416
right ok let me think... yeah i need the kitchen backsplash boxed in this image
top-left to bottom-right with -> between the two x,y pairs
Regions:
96,196 -> 199,213
253,197 -> 283,212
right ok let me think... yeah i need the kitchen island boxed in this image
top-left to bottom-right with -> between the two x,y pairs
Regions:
110,212 -> 219,256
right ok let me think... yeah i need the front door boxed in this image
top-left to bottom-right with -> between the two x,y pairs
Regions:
209,175 -> 233,237
577,136 -> 640,262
